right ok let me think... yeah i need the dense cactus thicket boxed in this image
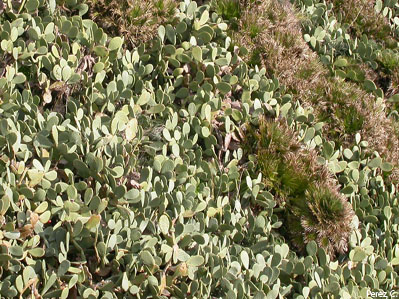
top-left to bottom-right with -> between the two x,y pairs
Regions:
0,0 -> 398,298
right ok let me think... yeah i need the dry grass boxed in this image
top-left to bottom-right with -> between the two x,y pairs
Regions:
376,49 -> 399,98
326,0 -> 399,98
228,0 -> 399,181
327,0 -> 397,48
87,0 -> 179,47
304,74 -> 399,180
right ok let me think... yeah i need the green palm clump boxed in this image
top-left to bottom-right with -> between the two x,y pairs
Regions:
244,117 -> 354,258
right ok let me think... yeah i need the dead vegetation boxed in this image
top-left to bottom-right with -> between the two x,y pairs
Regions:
86,0 -> 179,47
219,0 -> 399,181
327,0 -> 397,48
326,0 -> 399,98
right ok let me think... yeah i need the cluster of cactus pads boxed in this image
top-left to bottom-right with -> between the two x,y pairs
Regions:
0,0 -> 398,297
